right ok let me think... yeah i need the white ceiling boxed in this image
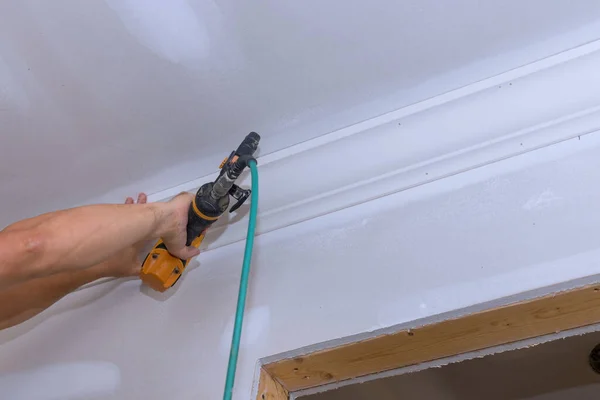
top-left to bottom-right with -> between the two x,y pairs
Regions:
2,0 -> 600,226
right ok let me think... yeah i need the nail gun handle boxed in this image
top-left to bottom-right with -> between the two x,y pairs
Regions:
139,233 -> 205,292
141,187 -> 220,293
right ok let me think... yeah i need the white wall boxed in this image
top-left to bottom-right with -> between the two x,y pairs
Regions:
3,95 -> 600,398
5,3 -> 600,400
3,0 -> 600,227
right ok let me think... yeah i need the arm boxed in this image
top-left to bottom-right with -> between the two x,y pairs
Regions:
0,226 -> 144,330
0,257 -> 121,330
0,193 -> 198,289
0,194 -> 155,330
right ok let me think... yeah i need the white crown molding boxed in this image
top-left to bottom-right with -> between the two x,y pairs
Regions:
147,39 -> 600,254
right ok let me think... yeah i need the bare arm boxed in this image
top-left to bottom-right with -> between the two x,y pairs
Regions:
0,256 -> 120,330
0,194 -> 155,330
0,193 -> 198,289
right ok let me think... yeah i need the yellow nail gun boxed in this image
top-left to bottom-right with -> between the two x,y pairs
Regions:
140,132 -> 260,292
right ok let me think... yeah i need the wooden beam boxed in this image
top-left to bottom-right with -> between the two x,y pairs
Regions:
263,284 -> 600,392
256,367 -> 289,400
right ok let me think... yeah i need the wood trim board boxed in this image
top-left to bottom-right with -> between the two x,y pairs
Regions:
256,367 -> 289,400
256,283 -> 600,398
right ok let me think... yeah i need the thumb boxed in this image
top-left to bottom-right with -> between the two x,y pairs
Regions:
177,246 -> 201,260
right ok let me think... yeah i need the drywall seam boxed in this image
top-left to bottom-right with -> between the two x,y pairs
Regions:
148,36 -> 600,203
145,38 -> 600,256
290,322 -> 600,399
78,122 -> 600,295
77,39 -> 600,294
258,274 -> 600,368
250,360 -> 264,400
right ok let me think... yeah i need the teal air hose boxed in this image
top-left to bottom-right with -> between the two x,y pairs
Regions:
223,159 -> 259,400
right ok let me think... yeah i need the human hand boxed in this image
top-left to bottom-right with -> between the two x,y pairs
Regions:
160,192 -> 201,260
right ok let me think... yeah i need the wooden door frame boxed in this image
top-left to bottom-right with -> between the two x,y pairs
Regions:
255,283 -> 600,399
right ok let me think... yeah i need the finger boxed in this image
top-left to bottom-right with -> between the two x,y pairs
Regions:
175,191 -> 194,203
170,246 -> 200,260
181,246 -> 201,259
125,197 -> 134,205
137,193 -> 147,204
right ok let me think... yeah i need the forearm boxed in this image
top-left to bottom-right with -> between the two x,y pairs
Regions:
40,203 -> 170,269
0,261 -> 115,330
0,202 -> 172,286
2,210 -> 65,232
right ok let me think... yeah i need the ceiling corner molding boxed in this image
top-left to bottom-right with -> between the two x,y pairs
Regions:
150,40 -> 600,253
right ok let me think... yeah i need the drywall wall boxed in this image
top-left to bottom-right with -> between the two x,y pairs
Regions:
3,0 -> 600,228
176,39 -> 600,255
4,3 -> 600,398
4,104 -> 600,399
305,330 -> 600,400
